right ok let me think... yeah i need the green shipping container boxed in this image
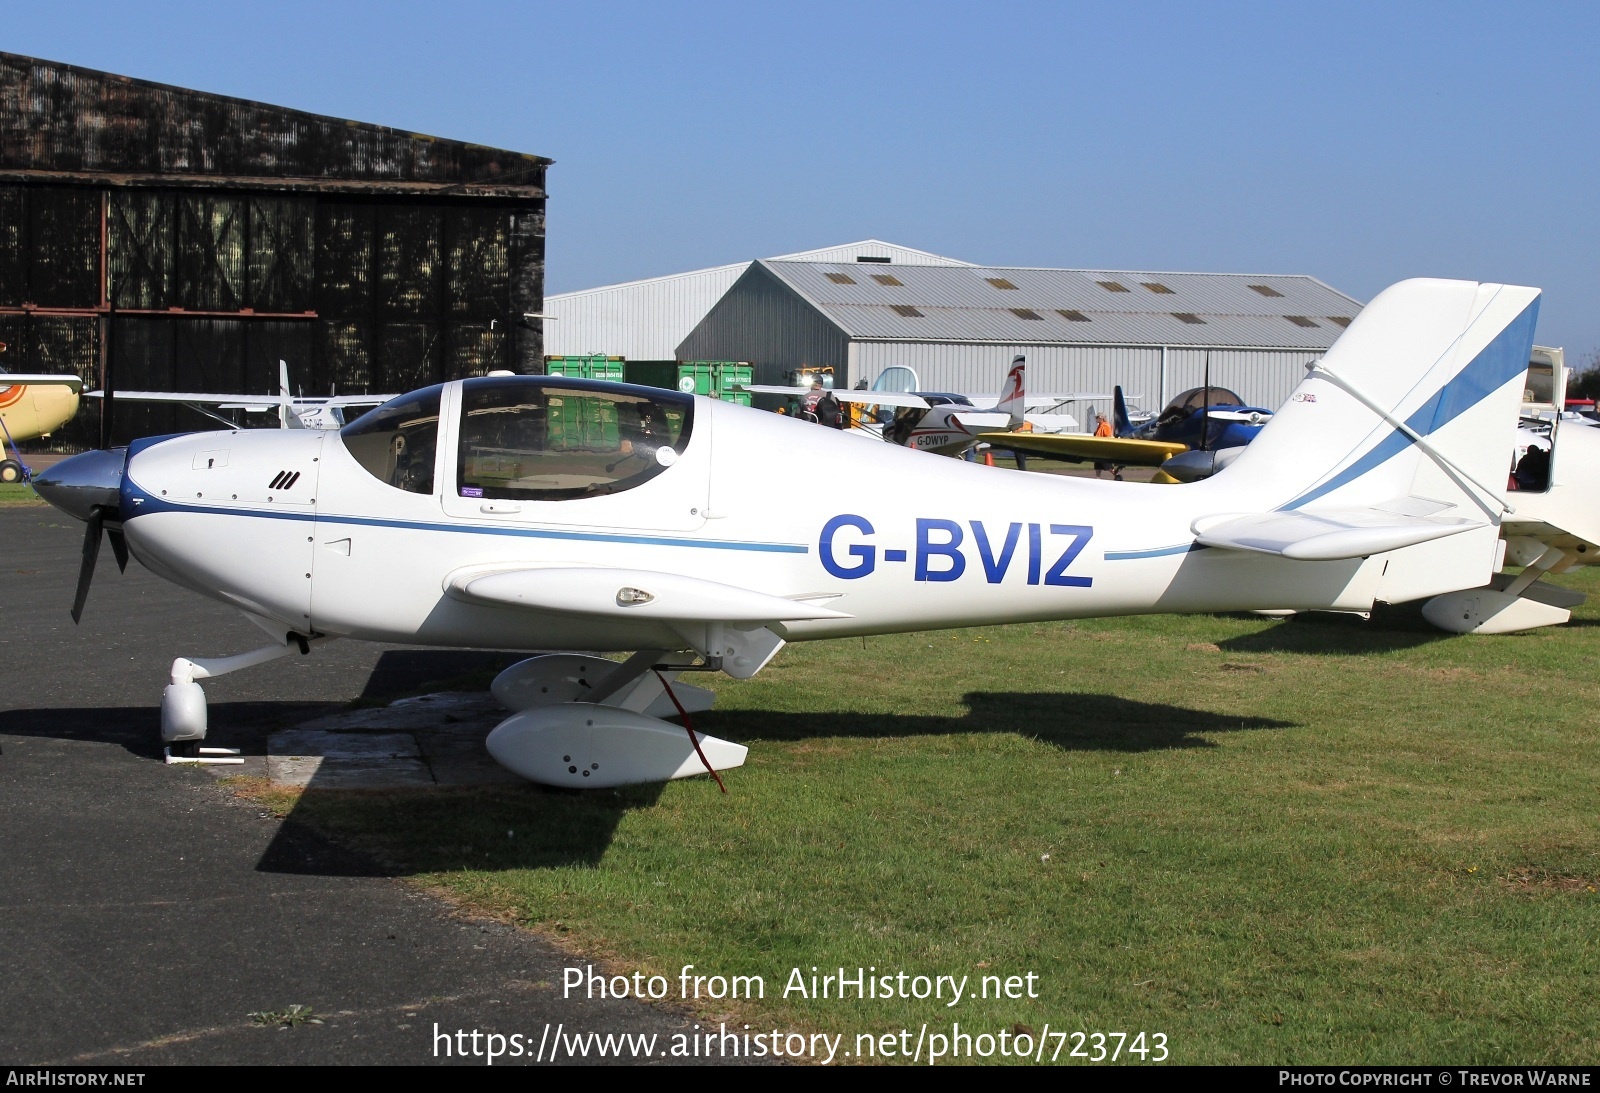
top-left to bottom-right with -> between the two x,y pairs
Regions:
675,361 -> 714,396
712,362 -> 752,406
545,391 -> 620,451
623,361 -> 679,390
545,355 -> 624,382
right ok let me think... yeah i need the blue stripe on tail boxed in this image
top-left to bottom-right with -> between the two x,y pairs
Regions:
1283,296 -> 1539,511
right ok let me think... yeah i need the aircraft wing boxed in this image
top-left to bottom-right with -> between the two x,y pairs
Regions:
87,390 -> 266,405
1192,507 -> 1486,561
966,393 -> 1109,409
1,373 -> 83,392
978,432 -> 1188,465
738,385 -> 930,409
447,566 -> 853,623
87,390 -> 393,407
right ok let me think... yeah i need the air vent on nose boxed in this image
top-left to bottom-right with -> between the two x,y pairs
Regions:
268,470 -> 302,490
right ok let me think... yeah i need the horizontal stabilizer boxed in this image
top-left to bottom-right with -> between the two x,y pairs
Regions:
949,411 -> 1011,430
449,566 -> 854,623
1193,506 -> 1485,561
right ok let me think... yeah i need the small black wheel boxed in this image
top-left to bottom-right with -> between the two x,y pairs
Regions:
0,459 -> 23,483
167,740 -> 198,759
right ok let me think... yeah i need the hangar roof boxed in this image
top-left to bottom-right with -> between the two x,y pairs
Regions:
0,52 -> 549,197
760,262 -> 1362,348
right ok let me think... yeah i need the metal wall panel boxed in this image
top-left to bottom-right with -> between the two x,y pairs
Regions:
675,264 -> 849,386
318,320 -> 372,393
445,207 -> 508,319
244,320 -> 314,395
376,321 -> 441,391
445,320 -> 507,378
111,318 -> 178,438
27,316 -> 100,446
246,195 -> 313,312
174,319 -> 245,394
27,187 -> 99,307
109,189 -> 173,309
174,193 -> 244,311
377,206 -> 442,319
546,263 -> 748,359
314,202 -> 374,319
0,185 -> 22,300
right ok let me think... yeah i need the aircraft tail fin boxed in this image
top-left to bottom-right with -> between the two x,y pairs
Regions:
993,355 -> 1027,429
277,360 -> 306,430
1207,277 -> 1540,602
1112,386 -> 1132,436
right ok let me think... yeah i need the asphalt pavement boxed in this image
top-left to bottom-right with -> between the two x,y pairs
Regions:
0,505 -> 726,1065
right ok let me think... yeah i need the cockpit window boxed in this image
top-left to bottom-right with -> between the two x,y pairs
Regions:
457,378 -> 692,501
1170,387 -> 1245,412
338,384 -> 443,494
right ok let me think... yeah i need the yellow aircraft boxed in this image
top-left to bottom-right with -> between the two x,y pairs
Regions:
0,350 -> 85,482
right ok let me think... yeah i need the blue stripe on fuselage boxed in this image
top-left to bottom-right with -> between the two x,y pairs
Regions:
120,482 -> 809,554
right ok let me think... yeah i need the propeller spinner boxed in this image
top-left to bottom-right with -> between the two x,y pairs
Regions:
33,448 -> 129,622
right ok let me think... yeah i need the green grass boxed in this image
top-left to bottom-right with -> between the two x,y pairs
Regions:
0,481 -> 47,506
284,573 -> 1600,1064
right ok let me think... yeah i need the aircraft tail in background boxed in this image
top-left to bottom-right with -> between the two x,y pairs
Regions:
1112,386 -> 1133,436
992,355 -> 1027,429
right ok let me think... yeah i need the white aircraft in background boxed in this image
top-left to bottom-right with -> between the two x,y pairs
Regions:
37,278 -> 1540,788
88,361 -> 395,432
1420,350 -> 1600,634
744,356 -> 1106,458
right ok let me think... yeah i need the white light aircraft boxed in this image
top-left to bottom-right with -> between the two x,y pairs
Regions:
36,278 -> 1540,788
744,356 -> 1104,458
88,361 -> 395,431
1419,349 -> 1600,633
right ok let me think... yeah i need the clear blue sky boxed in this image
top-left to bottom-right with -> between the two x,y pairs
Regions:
11,1 -> 1599,360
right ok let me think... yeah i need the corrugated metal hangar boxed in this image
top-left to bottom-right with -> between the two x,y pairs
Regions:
678,261 -> 1364,417
543,239 -> 972,361
0,52 -> 550,445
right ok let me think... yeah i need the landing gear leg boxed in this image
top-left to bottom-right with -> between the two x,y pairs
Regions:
160,631 -> 323,765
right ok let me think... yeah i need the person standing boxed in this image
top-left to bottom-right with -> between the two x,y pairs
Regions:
1092,412 -> 1114,478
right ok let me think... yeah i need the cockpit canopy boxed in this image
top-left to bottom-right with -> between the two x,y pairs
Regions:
1166,387 -> 1245,413
339,377 -> 694,501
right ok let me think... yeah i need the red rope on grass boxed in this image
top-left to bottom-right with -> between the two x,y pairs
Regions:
654,669 -> 727,793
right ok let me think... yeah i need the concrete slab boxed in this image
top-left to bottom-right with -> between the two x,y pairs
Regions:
268,692 -> 519,790
296,692 -> 504,732
269,755 -> 439,789
271,730 -> 422,759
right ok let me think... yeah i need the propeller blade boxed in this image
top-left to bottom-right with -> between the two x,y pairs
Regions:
70,507 -> 104,624
1207,409 -> 1271,424
108,526 -> 129,572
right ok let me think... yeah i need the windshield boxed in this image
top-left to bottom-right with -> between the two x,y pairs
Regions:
338,385 -> 444,494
